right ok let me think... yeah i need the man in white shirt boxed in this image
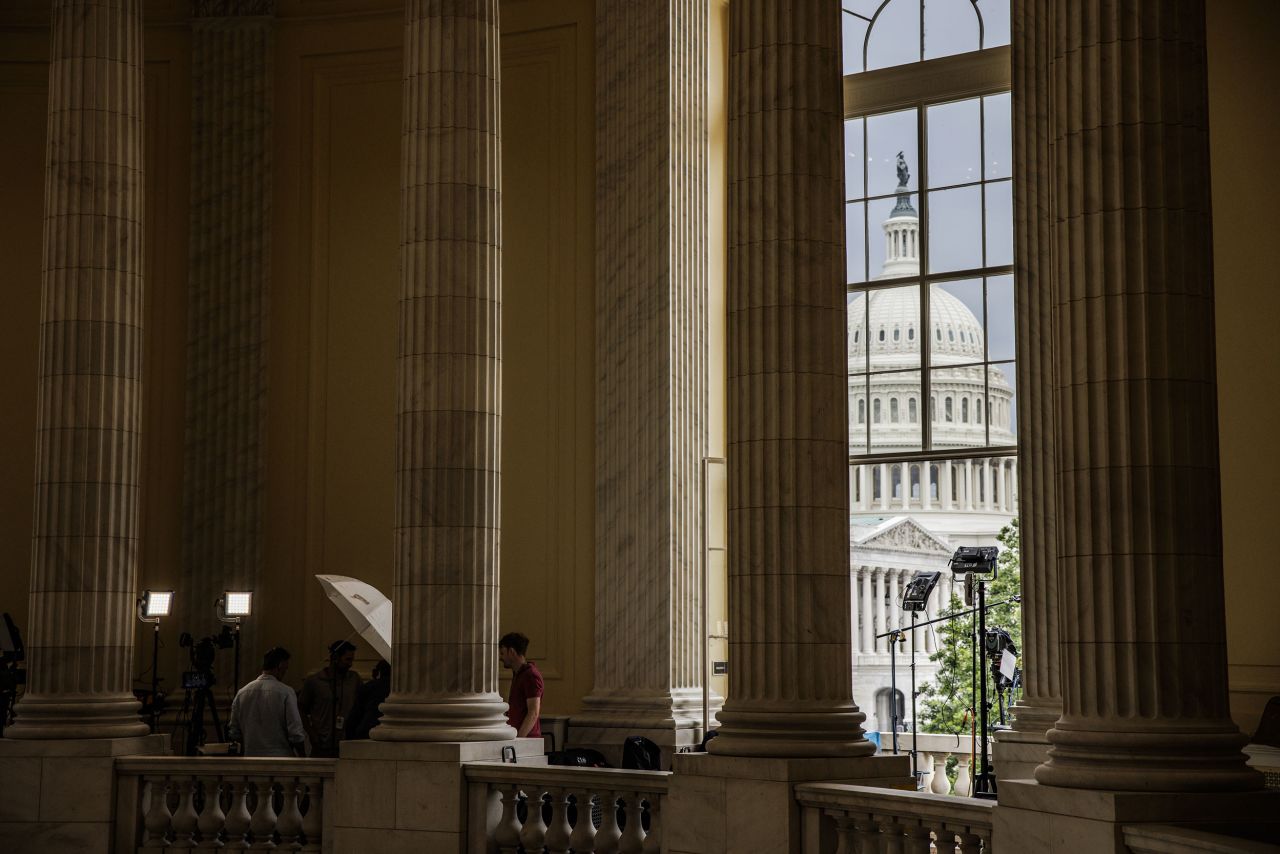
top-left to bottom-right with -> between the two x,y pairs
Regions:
228,647 -> 307,757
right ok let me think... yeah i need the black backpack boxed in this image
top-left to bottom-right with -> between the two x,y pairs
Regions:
621,735 -> 661,771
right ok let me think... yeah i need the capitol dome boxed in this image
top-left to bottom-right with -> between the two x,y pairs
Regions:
848,157 -> 1014,455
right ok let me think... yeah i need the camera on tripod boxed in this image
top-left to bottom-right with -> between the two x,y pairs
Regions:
179,625 -> 233,690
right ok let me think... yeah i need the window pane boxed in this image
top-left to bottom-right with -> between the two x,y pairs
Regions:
869,370 -> 922,452
842,11 -> 870,75
849,373 -> 871,453
930,365 -> 986,450
866,285 -> 921,371
867,108 -> 918,198
988,361 -> 1017,442
984,93 -> 1012,180
929,279 -> 984,365
923,0 -> 980,61
845,118 -> 866,201
848,457 -> 1018,526
927,98 -> 981,189
986,274 -> 1015,362
984,179 -> 1013,267
848,289 -> 870,375
846,201 -> 868,283
927,184 -> 983,273
866,0 -> 922,72
976,0 -> 1011,48
867,192 -> 918,279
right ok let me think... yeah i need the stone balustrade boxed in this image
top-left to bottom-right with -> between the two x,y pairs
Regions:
463,761 -> 670,853
881,732 -> 980,796
796,782 -> 995,853
114,757 -> 336,853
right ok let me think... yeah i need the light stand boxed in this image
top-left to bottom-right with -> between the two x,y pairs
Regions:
217,591 -> 253,695
949,546 -> 999,801
137,590 -> 173,733
900,570 -> 940,786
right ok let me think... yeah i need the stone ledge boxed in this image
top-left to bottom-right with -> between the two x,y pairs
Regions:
0,733 -> 167,758
672,751 -> 912,784
339,737 -> 543,763
998,779 -> 1280,823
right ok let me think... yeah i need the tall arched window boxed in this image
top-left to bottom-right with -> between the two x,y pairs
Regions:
909,397 -> 917,422
857,398 -> 866,423
961,397 -> 969,422
890,398 -> 899,422
873,398 -> 882,423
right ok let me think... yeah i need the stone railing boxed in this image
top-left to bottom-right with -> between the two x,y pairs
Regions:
114,756 -> 336,852
796,782 -> 995,853
880,731 -> 980,796
463,761 -> 670,853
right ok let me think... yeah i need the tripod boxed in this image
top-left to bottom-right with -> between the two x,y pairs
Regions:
174,676 -> 224,756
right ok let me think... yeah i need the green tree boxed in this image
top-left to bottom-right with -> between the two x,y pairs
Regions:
917,519 -> 1022,734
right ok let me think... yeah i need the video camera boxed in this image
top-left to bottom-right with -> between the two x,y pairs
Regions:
179,625 -> 233,690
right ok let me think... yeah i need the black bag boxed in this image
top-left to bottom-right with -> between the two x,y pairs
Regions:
547,747 -> 610,768
621,735 -> 661,771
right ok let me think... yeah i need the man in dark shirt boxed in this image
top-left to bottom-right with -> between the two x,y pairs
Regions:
297,640 -> 362,757
499,631 -> 543,738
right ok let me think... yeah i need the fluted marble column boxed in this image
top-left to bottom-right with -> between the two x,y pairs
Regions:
1000,2 -> 1062,756
577,0 -> 714,755
180,0 -> 273,663
8,0 -> 150,739
1034,0 -> 1257,792
373,0 -> 512,742
873,569 -> 887,654
708,0 -> 871,758
879,463 -> 890,510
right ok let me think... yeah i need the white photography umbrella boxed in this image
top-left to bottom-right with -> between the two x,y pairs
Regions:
314,575 -> 393,662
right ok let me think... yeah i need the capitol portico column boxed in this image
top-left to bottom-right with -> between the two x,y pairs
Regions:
702,0 -> 875,761
1031,0 -> 1257,793
964,459 -> 974,510
922,465 -> 932,510
860,568 -> 874,653
879,463 -> 890,510
942,461 -> 953,510
859,465 -> 871,510
873,568 -> 887,653
372,0 -> 512,742
7,0 -> 151,740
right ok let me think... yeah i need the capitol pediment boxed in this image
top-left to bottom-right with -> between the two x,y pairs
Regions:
854,516 -> 953,556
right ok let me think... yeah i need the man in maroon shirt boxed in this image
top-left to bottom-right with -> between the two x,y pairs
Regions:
499,631 -> 543,738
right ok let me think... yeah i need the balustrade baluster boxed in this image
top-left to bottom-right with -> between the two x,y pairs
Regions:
618,792 -> 645,854
832,813 -> 857,854
493,786 -> 523,854
930,754 -> 951,794
882,820 -> 906,854
248,781 -> 279,849
568,791 -> 597,853
640,796 -> 661,854
299,779 -> 323,853
853,815 -> 883,854
519,789 -> 549,853
141,777 -> 174,852
196,777 -> 226,849
594,792 -> 622,854
934,823 -> 960,854
277,778 -> 304,849
917,752 -> 933,792
954,757 -> 971,797
543,787 -> 573,854
223,780 -> 252,848
902,820 -> 932,854
170,778 -> 199,848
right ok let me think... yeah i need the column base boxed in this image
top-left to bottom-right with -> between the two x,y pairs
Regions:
331,737 -> 543,854
571,687 -> 720,767
709,702 -> 877,758
5,694 -> 150,740
994,779 -> 1280,854
993,700 -> 1061,784
0,733 -> 167,854
1036,721 -> 1263,792
371,693 -> 515,742
665,752 -> 912,853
